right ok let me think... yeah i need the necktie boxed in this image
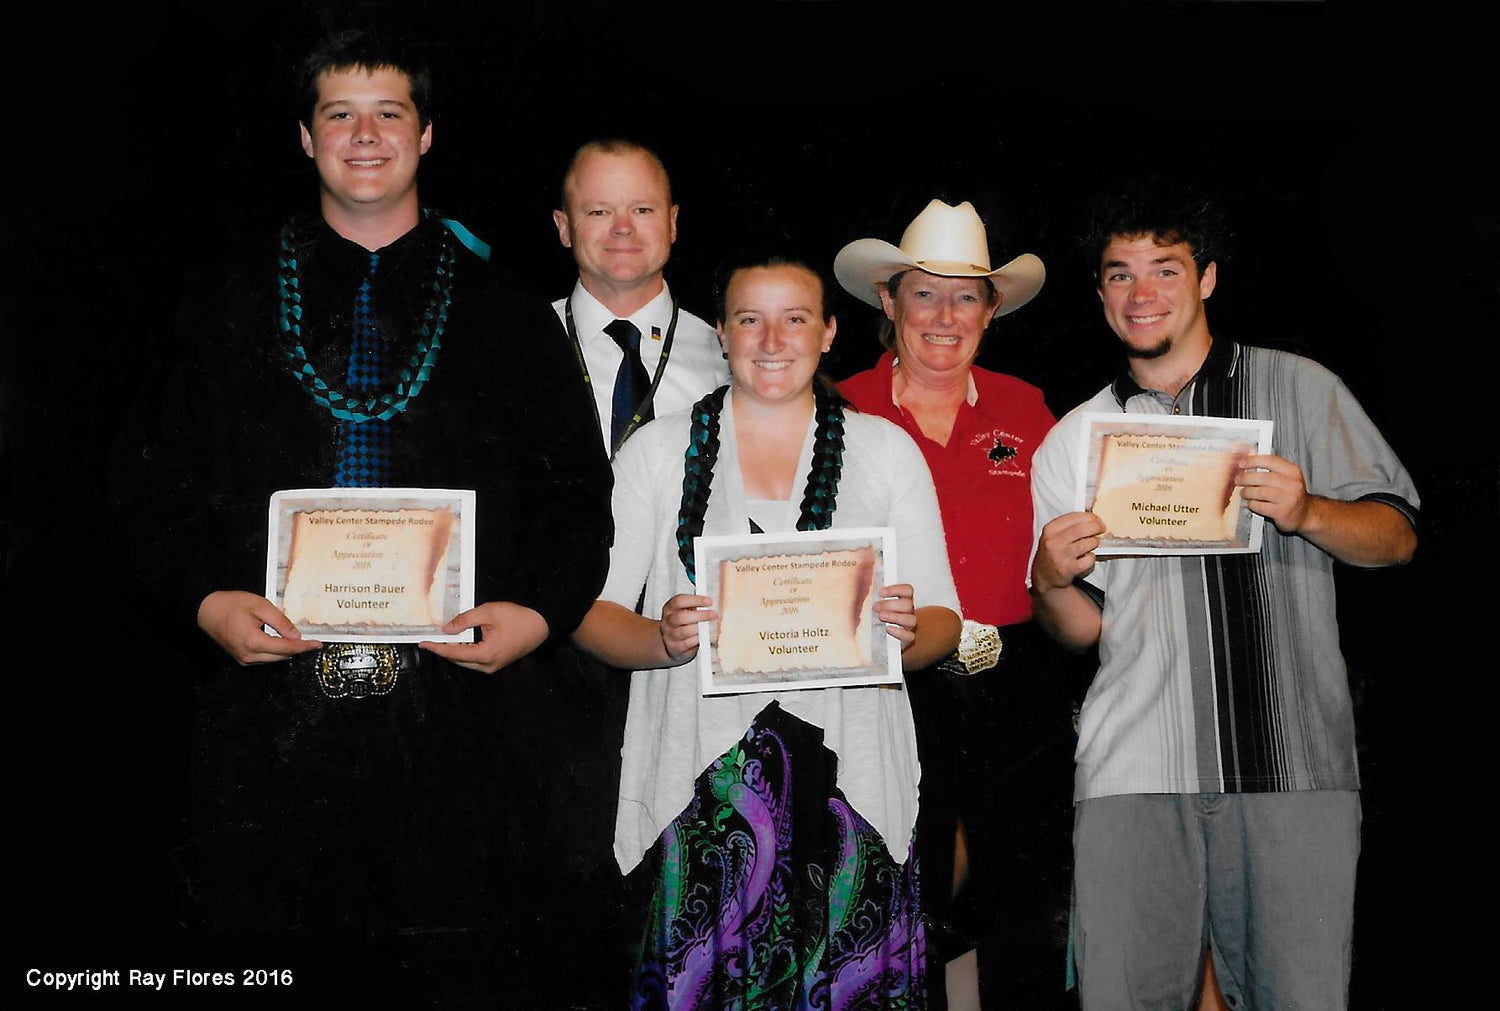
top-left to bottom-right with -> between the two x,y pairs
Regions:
604,317 -> 652,450
334,253 -> 391,486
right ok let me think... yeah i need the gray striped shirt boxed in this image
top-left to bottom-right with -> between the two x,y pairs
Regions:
1031,341 -> 1419,800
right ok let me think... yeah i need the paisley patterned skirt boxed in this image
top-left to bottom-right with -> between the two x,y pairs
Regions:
632,701 -> 927,1009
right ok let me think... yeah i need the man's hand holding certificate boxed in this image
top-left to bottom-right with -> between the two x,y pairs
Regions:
1074,414 -> 1274,555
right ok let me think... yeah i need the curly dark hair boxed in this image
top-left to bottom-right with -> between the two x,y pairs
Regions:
297,28 -> 433,129
1081,175 -> 1230,284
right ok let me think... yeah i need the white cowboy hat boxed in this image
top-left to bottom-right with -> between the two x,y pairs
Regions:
833,199 -> 1045,315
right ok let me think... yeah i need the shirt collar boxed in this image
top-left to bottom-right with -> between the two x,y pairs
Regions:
294,213 -> 425,302
889,351 -> 979,409
1111,337 -> 1238,406
307,211 -> 425,263
568,279 -> 675,347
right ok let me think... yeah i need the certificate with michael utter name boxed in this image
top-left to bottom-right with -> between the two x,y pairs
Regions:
265,487 -> 476,642
694,527 -> 903,696
1073,414 -> 1273,556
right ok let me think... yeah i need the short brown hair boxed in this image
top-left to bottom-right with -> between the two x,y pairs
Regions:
557,139 -> 672,213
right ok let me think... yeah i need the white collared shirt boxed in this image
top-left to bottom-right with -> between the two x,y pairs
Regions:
553,281 -> 731,456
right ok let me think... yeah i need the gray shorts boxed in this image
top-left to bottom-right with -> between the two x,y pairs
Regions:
1073,791 -> 1360,1010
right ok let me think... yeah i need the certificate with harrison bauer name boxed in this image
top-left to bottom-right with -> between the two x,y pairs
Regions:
694,527 -> 902,696
1073,414 -> 1274,555
265,488 -> 476,642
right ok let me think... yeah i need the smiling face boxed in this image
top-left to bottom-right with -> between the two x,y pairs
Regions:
879,272 -> 999,385
1097,235 -> 1216,361
553,148 -> 678,313
300,67 -> 430,236
717,264 -> 835,409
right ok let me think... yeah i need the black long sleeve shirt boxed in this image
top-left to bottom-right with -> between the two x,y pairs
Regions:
115,213 -> 613,651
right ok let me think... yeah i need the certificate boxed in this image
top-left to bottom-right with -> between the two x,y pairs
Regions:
265,488 -> 476,642
1073,413 -> 1274,555
694,527 -> 903,696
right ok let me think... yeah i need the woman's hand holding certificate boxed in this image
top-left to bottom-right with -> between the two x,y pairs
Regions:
659,594 -> 717,664
873,583 -> 918,649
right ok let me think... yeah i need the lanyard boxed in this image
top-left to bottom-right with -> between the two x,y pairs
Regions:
564,296 -> 679,457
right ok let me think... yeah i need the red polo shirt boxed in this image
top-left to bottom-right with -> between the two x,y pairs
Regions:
840,351 -> 1055,627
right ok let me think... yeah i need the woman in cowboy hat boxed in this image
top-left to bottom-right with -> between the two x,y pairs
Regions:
574,250 -> 961,1005
836,200 -> 1073,1002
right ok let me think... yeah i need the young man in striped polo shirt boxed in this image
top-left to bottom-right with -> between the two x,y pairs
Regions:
1028,179 -> 1418,1009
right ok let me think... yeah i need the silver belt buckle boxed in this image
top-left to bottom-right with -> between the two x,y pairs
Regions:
937,620 -> 1003,677
316,643 -> 400,699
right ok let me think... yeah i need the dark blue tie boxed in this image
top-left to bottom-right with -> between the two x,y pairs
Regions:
334,253 -> 390,486
605,317 -> 652,450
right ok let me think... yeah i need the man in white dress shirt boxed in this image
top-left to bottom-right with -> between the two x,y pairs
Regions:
540,141 -> 728,1000
552,139 -> 729,456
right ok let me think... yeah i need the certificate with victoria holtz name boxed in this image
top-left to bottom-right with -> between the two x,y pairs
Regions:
694,527 -> 903,696
265,488 -> 476,642
1074,414 -> 1274,555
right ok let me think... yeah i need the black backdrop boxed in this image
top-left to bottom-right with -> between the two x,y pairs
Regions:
5,2 -> 1493,1005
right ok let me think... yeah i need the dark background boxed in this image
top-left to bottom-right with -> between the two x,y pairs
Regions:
5,1 -> 1493,1005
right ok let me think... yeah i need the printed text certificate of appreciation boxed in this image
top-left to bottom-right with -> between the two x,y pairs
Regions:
265,487 -> 476,642
1072,414 -> 1273,555
694,527 -> 902,696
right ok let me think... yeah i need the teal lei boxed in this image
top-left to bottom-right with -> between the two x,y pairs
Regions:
676,383 -> 847,583
277,210 -> 455,423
